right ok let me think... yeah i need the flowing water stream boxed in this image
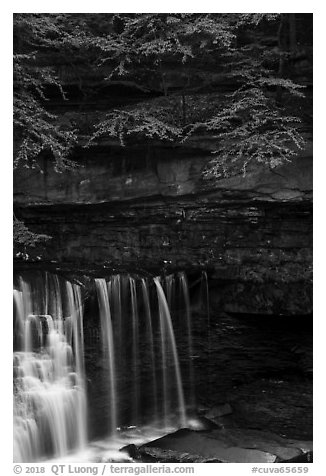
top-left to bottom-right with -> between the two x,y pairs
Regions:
13,275 -> 87,462
13,270 -> 205,462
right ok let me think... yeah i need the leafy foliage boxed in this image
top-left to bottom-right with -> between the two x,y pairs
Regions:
14,13 -> 308,178
85,13 -> 307,177
185,88 -> 305,178
14,93 -> 77,171
13,218 -> 51,259
13,14 -> 81,171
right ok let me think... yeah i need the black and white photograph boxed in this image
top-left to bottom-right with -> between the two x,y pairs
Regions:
11,7 -> 314,470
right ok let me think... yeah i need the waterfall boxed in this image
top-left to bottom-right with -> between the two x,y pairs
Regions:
110,275 -> 122,365
13,269 -> 203,461
158,282 -> 169,425
95,278 -> 118,436
129,276 -> 140,425
13,274 -> 87,463
154,277 -> 187,427
93,274 -> 188,428
66,282 -> 87,448
141,278 -> 158,420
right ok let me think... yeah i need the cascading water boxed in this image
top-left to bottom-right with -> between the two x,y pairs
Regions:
141,278 -> 158,418
154,277 -> 187,427
95,278 -> 118,436
13,270 -> 206,462
129,276 -> 140,425
13,274 -> 87,463
92,274 -> 189,431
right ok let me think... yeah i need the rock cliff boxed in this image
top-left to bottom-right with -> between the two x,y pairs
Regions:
14,137 -> 312,314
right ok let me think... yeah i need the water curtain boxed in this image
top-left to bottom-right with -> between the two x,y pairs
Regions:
13,271 -> 205,462
13,274 -> 87,462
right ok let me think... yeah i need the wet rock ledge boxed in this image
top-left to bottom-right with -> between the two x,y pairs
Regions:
122,427 -> 313,464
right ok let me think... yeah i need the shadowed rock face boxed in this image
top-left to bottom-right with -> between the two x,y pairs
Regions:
14,142 -> 312,206
14,197 -> 312,314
